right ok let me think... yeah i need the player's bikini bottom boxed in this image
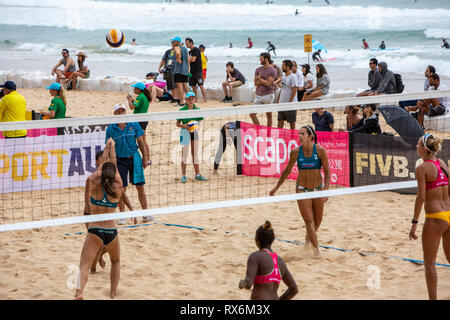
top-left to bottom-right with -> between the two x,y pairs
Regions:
426,211 -> 450,224
88,227 -> 118,246
297,184 -> 322,193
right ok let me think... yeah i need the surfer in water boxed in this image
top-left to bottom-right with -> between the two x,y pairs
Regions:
312,49 -> 322,62
378,41 -> 386,50
267,41 -> 276,56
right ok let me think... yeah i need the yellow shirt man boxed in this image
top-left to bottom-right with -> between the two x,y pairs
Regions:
0,89 -> 27,138
199,45 -> 208,79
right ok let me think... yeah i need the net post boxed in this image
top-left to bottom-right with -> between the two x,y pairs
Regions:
349,131 -> 354,187
236,121 -> 242,175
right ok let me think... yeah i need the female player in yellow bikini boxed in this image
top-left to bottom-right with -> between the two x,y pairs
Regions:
270,125 -> 330,257
75,138 -> 123,300
410,133 -> 450,300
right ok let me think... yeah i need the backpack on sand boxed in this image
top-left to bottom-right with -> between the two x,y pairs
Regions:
394,73 -> 404,93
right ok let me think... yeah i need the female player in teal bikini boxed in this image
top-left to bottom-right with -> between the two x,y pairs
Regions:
270,125 -> 330,257
75,138 -> 123,300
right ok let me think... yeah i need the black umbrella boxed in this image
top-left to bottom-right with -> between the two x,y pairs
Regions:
378,104 -> 424,142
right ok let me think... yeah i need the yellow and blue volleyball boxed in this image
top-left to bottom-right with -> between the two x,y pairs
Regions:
186,120 -> 199,133
106,29 -> 125,48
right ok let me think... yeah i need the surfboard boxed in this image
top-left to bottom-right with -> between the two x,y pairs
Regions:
369,48 -> 400,51
316,57 -> 336,62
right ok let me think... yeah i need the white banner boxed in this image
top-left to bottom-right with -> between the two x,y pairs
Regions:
0,131 -> 106,194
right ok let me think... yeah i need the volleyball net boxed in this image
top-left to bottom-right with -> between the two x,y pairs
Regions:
1,90 -> 450,232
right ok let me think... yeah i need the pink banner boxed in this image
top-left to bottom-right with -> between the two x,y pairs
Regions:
0,127 -> 57,139
240,122 -> 350,187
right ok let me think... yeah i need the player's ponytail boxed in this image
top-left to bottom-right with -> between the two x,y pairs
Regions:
101,162 -> 117,198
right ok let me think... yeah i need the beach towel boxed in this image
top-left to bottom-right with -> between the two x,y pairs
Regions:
133,151 -> 145,184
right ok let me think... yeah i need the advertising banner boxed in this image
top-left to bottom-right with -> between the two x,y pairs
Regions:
0,130 -> 105,194
351,133 -> 450,193
239,122 -> 350,187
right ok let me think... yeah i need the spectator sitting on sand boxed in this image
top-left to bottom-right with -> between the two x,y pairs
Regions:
344,105 -> 361,131
348,104 -> 381,135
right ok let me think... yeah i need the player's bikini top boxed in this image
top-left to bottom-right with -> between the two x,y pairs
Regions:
425,159 -> 449,191
253,249 -> 281,284
297,143 -> 322,170
90,185 -> 119,208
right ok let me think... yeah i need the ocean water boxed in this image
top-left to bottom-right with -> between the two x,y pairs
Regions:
1,0 -> 450,90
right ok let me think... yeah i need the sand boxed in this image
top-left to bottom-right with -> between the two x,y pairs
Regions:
0,88 -> 449,300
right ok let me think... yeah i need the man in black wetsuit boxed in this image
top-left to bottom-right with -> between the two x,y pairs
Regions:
312,49 -> 322,62
267,42 -> 276,56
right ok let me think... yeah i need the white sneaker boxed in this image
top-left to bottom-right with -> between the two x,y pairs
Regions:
117,219 -> 126,225
143,216 -> 154,222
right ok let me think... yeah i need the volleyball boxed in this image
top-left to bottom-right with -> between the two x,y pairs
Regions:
106,29 -> 125,48
186,120 -> 199,133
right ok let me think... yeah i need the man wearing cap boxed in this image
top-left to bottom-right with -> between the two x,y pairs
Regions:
51,49 -> 76,84
105,104 -> 152,224
172,36 -> 190,106
185,38 -> 207,103
0,81 -> 27,138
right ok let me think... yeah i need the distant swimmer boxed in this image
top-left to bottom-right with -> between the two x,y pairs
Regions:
295,9 -> 299,15
362,38 -> 369,49
442,38 -> 450,49
239,221 -> 298,300
312,49 -> 322,62
229,43 -> 233,48
247,37 -> 253,49
131,38 -> 137,46
267,41 -> 276,56
325,0 -> 330,4
378,41 -> 386,50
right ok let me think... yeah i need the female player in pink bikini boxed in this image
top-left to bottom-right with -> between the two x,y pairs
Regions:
410,133 -> 450,300
239,221 -> 298,300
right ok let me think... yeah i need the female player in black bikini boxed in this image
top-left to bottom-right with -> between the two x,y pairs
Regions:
239,221 -> 298,300
270,125 -> 330,257
75,138 -> 123,300
410,134 -> 450,300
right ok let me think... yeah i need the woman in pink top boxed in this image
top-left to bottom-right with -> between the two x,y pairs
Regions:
239,221 -> 298,300
410,134 -> 450,300
145,72 -> 167,103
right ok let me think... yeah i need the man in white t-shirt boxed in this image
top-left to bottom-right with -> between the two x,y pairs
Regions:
276,60 -> 298,129
292,61 -> 304,102
410,73 -> 449,127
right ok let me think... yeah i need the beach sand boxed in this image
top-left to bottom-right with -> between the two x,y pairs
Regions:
0,88 -> 449,300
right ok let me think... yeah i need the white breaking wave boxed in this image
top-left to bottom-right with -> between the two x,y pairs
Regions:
424,28 -> 450,39
1,1 -> 450,32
